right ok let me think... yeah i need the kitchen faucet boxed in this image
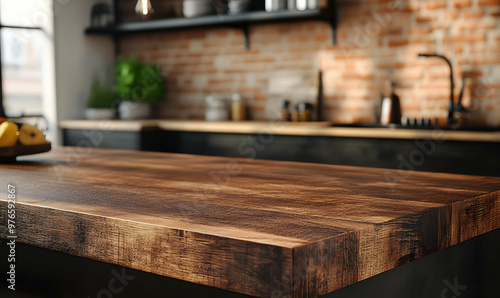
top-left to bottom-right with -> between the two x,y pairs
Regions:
418,53 -> 466,126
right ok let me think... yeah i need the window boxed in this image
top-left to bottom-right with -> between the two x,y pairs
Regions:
0,0 -> 44,117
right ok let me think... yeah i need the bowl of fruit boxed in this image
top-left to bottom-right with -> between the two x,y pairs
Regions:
0,119 -> 51,161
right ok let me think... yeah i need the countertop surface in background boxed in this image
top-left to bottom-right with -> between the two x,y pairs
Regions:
59,120 -> 500,142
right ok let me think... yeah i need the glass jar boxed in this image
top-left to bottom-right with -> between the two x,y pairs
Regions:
231,93 -> 246,121
205,94 -> 229,121
297,102 -> 313,121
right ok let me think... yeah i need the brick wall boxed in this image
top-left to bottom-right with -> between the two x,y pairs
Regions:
120,0 -> 500,125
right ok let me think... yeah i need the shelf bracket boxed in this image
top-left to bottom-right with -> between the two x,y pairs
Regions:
243,26 -> 250,50
329,19 -> 336,45
231,25 -> 250,50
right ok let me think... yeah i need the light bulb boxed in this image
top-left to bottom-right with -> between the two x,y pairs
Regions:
135,0 -> 154,16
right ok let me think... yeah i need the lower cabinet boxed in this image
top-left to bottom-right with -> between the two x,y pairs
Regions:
162,131 -> 500,177
62,128 -> 161,151
63,128 -> 500,177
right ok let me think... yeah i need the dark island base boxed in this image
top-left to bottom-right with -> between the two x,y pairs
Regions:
63,129 -> 500,177
1,228 -> 499,298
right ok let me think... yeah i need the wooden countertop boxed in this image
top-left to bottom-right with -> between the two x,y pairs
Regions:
58,119 -> 160,131
59,120 -> 500,142
1,148 -> 499,297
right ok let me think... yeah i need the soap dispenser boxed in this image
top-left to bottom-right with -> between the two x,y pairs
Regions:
380,81 -> 402,125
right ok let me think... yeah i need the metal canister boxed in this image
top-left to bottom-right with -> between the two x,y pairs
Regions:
265,0 -> 286,12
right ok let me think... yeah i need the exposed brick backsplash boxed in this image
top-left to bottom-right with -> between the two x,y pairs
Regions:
120,0 -> 500,125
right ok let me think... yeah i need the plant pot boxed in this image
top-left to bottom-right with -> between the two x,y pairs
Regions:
85,108 -> 115,120
118,101 -> 152,120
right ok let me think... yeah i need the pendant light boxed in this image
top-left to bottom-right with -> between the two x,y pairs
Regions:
135,0 -> 154,16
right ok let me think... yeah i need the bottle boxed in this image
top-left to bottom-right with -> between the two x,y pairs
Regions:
380,82 -> 401,125
389,83 -> 402,125
280,100 -> 291,121
231,93 -> 246,121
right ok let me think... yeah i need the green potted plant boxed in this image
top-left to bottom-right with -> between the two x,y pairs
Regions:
86,77 -> 117,120
115,56 -> 165,120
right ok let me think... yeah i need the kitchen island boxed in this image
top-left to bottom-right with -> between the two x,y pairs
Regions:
1,148 -> 499,297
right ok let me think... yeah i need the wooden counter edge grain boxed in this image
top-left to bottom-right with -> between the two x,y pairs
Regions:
1,190 -> 499,297
290,190 -> 500,297
58,120 -> 500,143
0,201 -> 293,297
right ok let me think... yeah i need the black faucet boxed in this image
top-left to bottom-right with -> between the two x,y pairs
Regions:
418,53 -> 466,126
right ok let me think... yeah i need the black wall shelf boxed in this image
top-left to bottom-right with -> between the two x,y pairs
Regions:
85,3 -> 338,52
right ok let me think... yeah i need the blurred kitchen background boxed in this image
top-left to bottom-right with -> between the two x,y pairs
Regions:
117,0 -> 500,124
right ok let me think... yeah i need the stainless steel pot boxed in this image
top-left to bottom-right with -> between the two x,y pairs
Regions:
265,0 -> 286,12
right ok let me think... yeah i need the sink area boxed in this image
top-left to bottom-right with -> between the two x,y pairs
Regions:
330,123 -> 500,132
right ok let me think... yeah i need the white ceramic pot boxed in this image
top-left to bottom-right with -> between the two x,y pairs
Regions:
118,101 -> 152,120
205,94 -> 229,121
85,108 -> 115,120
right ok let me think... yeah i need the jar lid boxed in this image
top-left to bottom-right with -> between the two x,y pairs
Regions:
231,93 -> 242,102
281,100 -> 290,108
205,94 -> 225,107
297,102 -> 313,111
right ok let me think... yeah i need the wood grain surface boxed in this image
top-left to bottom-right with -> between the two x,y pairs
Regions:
0,148 -> 499,297
59,120 -> 500,143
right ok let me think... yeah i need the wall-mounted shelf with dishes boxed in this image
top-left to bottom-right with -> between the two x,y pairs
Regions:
85,0 -> 338,51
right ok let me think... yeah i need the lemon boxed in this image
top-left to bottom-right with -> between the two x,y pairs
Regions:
19,124 -> 46,146
0,121 -> 19,147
